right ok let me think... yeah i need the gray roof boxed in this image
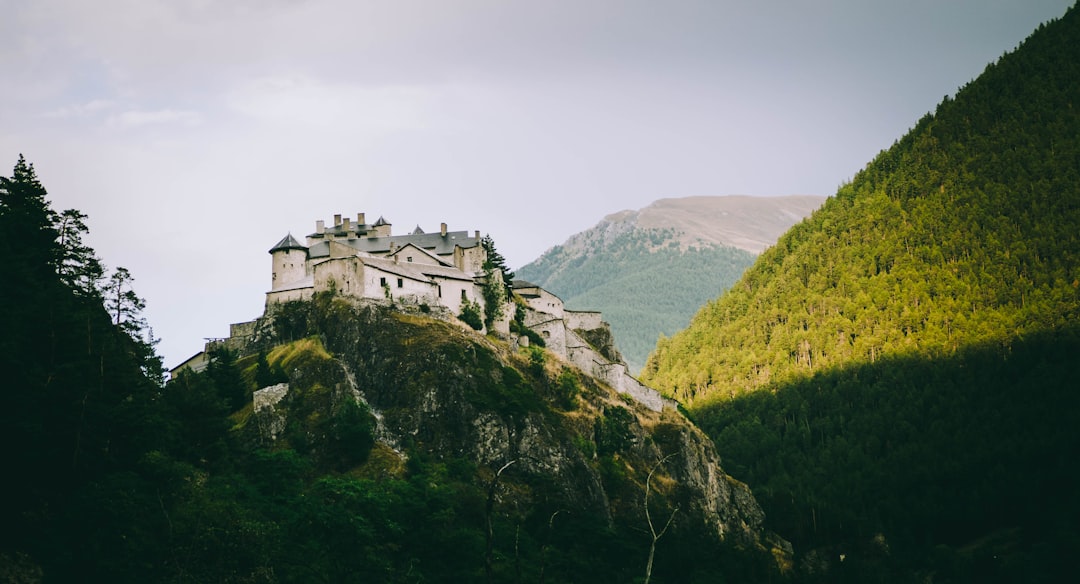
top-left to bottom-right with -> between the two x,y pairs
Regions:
269,233 -> 307,253
361,255 -> 476,282
308,230 -> 480,259
512,279 -> 540,289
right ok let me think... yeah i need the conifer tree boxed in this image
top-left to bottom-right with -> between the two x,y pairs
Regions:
480,234 -> 512,328
56,208 -> 105,298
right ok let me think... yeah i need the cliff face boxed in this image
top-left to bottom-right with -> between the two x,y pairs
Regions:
240,294 -> 784,561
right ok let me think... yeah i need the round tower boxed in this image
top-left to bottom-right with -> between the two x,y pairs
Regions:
269,233 -> 308,290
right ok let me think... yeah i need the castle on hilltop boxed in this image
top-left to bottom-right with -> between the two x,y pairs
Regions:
172,211 -> 674,412
268,212 -> 490,317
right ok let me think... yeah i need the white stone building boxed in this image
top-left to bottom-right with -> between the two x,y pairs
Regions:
267,213 -> 489,315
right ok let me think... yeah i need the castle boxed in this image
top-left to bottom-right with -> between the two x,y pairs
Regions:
267,212 -> 490,318
173,212 -> 673,412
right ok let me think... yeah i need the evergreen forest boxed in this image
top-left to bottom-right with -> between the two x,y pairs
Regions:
642,4 -> 1080,581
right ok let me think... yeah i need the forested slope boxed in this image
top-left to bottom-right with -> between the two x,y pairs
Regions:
640,3 -> 1080,581
642,6 -> 1080,404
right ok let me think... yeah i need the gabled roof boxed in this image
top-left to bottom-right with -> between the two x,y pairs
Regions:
360,255 -> 476,283
390,242 -> 453,267
411,225 -> 425,235
269,233 -> 307,253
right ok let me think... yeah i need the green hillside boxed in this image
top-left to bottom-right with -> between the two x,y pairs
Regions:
643,9 -> 1080,404
519,226 -> 756,372
641,3 -> 1080,580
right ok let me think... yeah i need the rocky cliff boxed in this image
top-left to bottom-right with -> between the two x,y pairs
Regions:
234,294 -> 787,573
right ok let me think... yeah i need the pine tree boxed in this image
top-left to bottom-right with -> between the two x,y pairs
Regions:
56,208 -> 105,298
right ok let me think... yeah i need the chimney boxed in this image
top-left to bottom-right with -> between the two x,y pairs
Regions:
342,217 -> 351,233
316,220 -> 325,234
440,222 -> 447,236
357,212 -> 366,225
475,230 -> 480,240
333,214 -> 342,226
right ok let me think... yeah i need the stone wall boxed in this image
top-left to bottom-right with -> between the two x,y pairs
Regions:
524,304 -> 667,413
524,288 -> 565,319
565,310 -> 603,331
266,283 -> 314,306
314,257 -> 366,297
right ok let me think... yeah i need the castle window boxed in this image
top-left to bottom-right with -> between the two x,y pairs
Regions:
397,278 -> 403,288
461,290 -> 467,301
380,277 -> 386,287
407,256 -> 413,262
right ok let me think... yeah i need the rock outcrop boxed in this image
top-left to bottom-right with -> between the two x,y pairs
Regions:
238,295 -> 786,557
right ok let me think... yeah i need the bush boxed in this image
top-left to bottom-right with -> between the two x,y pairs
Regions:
323,399 -> 376,471
458,299 -> 483,331
555,369 -> 580,409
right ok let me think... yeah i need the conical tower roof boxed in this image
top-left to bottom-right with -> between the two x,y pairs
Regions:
269,233 -> 307,253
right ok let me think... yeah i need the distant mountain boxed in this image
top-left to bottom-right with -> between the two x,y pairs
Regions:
643,5 -> 1080,580
517,195 -> 824,372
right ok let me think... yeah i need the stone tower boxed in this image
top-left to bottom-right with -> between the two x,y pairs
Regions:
269,233 -> 308,290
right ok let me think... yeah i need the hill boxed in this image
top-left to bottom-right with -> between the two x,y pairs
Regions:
642,4 -> 1080,581
518,195 -> 824,371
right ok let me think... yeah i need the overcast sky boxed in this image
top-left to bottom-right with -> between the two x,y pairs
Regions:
2,0 -> 1073,368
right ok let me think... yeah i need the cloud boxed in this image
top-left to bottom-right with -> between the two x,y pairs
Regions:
40,99 -> 117,119
106,109 -> 202,127
226,75 -> 477,133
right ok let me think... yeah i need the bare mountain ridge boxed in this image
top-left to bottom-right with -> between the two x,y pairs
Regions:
604,195 -> 827,254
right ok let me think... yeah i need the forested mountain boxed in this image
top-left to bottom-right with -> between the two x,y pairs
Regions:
0,157 -> 781,582
642,4 -> 1080,581
518,195 -> 823,372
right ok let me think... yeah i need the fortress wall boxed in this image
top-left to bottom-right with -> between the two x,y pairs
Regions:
266,287 -> 314,305
565,328 -> 665,412
230,320 -> 257,339
524,289 -> 564,319
531,319 -> 568,357
565,310 -> 603,331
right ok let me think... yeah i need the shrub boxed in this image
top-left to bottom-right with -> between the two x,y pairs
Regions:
459,299 -> 483,331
